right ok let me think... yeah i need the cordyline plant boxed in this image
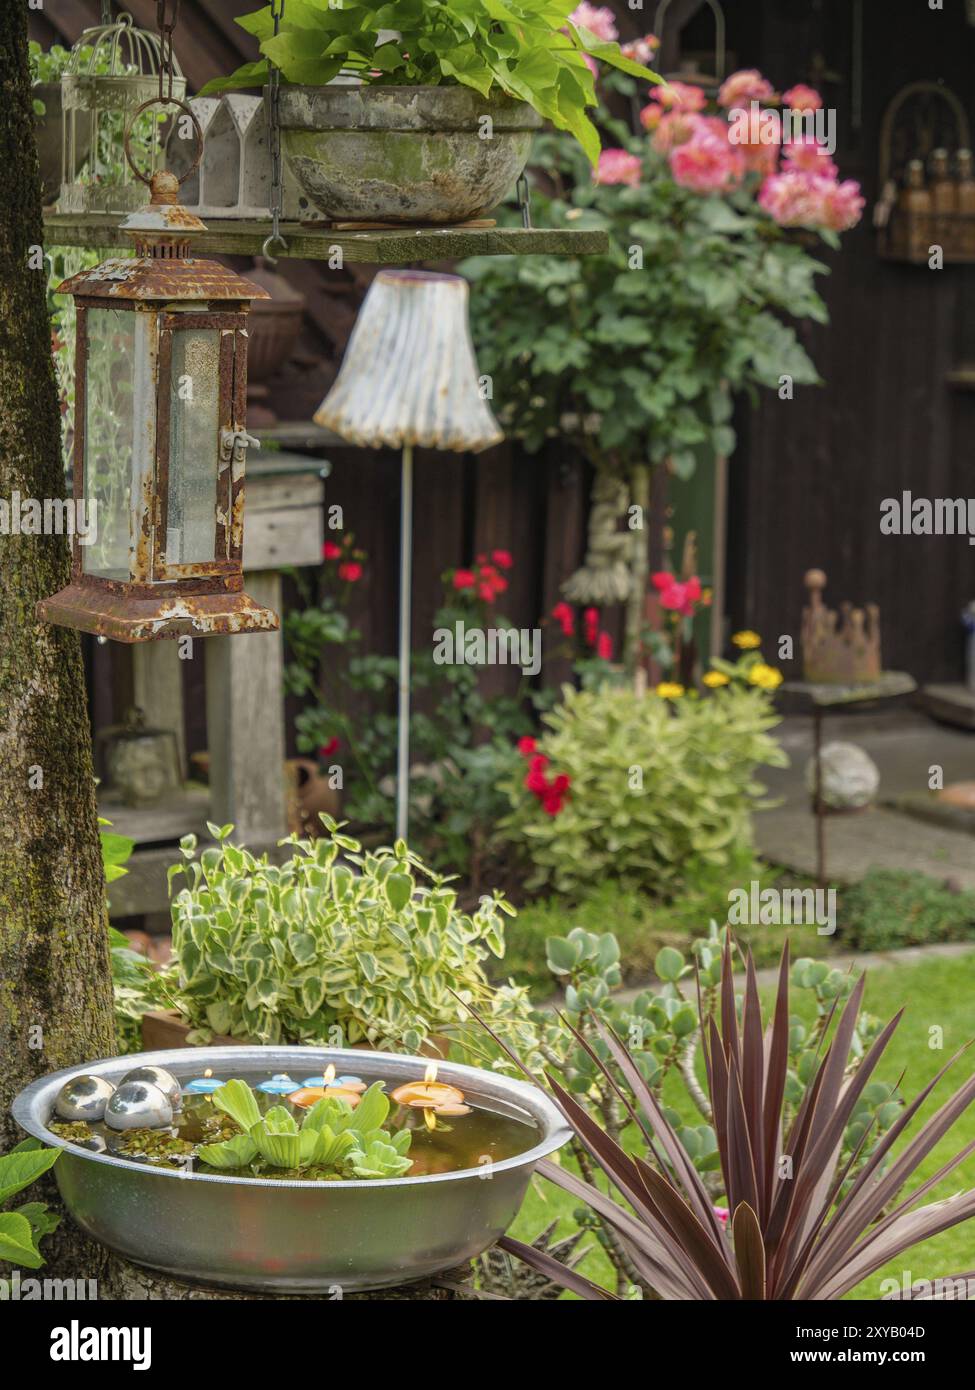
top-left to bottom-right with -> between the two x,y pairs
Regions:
495,938 -> 975,1300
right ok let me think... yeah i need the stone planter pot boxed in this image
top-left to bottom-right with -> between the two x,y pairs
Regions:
277,84 -> 542,224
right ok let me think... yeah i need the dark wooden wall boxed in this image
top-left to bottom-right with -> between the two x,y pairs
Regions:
33,0 -> 975,717
720,0 -> 975,682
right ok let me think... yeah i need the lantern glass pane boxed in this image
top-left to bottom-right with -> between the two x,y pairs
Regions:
82,307 -> 134,581
166,327 -> 220,567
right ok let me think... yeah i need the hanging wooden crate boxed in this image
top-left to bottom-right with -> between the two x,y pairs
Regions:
875,81 -> 975,264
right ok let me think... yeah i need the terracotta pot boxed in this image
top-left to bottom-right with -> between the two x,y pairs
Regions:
285,757 -> 342,836
141,1009 -> 451,1061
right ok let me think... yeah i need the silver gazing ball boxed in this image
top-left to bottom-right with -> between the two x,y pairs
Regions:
54,1074 -> 116,1123
120,1065 -> 182,1112
104,1081 -> 174,1131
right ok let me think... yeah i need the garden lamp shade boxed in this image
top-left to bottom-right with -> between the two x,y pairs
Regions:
314,270 -> 503,842
314,269 -> 503,452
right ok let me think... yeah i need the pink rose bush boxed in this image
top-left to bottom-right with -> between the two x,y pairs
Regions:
624,65 -> 862,236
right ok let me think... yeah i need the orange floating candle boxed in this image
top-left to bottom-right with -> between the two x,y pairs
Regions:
390,1064 -> 470,1116
287,1085 -> 362,1109
287,1064 -> 362,1109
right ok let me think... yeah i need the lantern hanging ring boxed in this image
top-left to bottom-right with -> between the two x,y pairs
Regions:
123,95 -> 203,187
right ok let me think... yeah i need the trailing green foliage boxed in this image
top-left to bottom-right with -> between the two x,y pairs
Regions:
0,1141 -> 60,1269
165,818 -> 532,1054
198,1078 -> 412,1179
500,684 -> 787,897
202,0 -> 657,162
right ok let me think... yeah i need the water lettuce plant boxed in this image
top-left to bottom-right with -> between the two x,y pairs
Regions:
197,1079 -> 412,1179
500,939 -> 975,1300
201,0 -> 657,162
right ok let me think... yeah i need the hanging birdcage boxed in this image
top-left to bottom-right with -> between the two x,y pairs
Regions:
59,12 -> 186,215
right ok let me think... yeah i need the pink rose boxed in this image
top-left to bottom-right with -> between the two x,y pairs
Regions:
757,170 -> 828,227
670,129 -> 744,194
649,79 -> 707,113
567,2 -> 618,42
782,84 -> 822,112
783,136 -> 838,180
818,178 -> 865,232
718,68 -> 777,109
594,148 -> 643,187
650,109 -> 705,153
620,35 -> 660,65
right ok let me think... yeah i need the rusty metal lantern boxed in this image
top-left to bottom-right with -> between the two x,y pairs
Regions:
39,99 -> 278,643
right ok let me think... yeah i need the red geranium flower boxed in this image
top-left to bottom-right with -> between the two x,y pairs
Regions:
453,569 -> 476,590
492,549 -> 513,570
517,736 -> 537,756
597,631 -> 613,661
551,601 -> 574,638
338,561 -> 362,582
322,541 -> 342,560
318,737 -> 340,758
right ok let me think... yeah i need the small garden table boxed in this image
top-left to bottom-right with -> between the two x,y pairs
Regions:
780,672 -> 919,885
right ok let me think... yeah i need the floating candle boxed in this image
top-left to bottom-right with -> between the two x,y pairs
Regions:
391,1064 -> 471,1117
183,1069 -> 221,1095
301,1074 -> 366,1092
257,1074 -> 298,1094
287,1085 -> 362,1109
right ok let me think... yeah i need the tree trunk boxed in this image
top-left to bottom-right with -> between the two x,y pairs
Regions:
0,1 -> 118,1281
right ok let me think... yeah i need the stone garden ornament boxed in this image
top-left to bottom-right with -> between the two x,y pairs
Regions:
315,270 -> 502,841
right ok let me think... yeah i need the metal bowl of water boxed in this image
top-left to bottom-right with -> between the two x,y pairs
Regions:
12,1046 -> 570,1293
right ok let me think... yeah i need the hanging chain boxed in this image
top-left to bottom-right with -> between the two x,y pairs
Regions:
156,0 -> 181,102
263,0 -> 289,263
101,1 -> 113,24
517,173 -> 532,229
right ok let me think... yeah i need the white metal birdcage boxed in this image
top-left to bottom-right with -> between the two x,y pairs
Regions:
59,12 -> 186,215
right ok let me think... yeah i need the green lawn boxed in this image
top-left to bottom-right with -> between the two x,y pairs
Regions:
509,951 -> 975,1299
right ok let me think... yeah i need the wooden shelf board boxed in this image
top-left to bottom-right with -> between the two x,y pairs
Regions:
44,214 -> 608,263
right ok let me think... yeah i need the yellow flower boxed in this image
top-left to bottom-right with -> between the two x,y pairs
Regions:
732,630 -> 761,649
702,670 -> 730,688
748,663 -> 783,690
656,682 -> 685,699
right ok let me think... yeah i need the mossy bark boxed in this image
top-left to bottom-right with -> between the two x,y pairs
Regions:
0,2 -> 119,1284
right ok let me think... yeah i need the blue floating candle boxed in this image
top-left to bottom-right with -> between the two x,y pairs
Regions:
257,1073 -> 298,1094
301,1074 -> 366,1090
183,1076 -> 222,1094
